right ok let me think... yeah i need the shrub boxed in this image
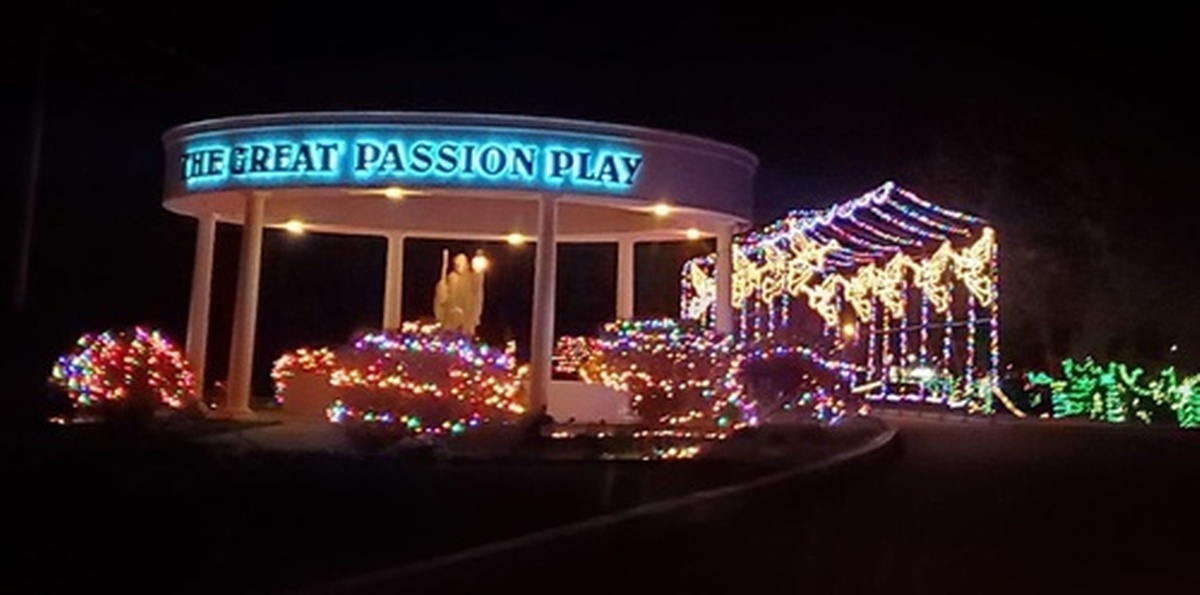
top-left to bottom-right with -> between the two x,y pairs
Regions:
324,323 -> 527,441
577,318 -> 756,428
49,326 -> 195,423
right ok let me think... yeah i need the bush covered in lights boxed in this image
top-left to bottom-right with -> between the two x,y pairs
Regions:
576,319 -> 757,428
1026,358 -> 1200,428
552,335 -> 600,377
271,347 -> 338,405
315,322 -> 527,439
49,326 -> 195,421
740,341 -> 867,424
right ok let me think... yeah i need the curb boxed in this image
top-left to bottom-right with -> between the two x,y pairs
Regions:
294,420 -> 898,594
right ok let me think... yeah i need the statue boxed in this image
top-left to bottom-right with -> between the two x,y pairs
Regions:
433,249 -> 485,335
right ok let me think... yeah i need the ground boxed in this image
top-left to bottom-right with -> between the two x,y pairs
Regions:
3,414 -> 883,593
464,411 -> 1200,594
9,411 -> 1198,594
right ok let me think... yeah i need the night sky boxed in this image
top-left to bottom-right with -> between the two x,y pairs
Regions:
3,3 -> 1197,399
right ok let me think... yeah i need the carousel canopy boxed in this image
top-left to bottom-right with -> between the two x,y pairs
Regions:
738,181 -> 990,271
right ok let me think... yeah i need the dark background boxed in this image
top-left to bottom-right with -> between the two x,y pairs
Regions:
2,3 -> 1196,402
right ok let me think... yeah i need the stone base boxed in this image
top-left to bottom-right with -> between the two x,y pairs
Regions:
545,380 -> 638,425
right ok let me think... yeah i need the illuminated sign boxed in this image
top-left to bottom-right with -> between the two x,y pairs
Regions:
178,128 -> 644,195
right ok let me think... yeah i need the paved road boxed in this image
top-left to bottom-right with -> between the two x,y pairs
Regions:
371,414 -> 1200,594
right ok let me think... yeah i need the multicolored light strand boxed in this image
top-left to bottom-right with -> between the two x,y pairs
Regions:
552,335 -> 601,376
269,322 -> 525,437
324,322 -> 527,436
271,347 -> 338,405
575,319 -> 757,429
680,182 -> 1000,412
742,341 -> 868,424
561,319 -> 866,427
50,326 -> 195,414
682,226 -> 997,329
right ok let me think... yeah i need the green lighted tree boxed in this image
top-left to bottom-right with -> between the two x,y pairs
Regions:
1097,364 -> 1126,424
1029,358 -> 1115,421
1027,359 -> 1200,428
1167,372 -> 1200,429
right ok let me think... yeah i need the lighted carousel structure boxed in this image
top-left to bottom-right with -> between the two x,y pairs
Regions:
681,182 -> 1004,414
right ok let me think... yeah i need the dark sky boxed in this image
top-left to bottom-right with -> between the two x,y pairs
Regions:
3,3 -> 1197,396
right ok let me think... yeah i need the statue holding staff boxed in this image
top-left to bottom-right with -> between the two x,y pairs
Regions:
433,249 -> 485,335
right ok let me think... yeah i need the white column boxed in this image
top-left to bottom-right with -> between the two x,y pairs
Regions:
616,238 -> 635,320
224,191 -> 267,417
716,223 -> 734,334
383,233 -> 404,330
185,213 -> 217,404
528,194 -> 559,413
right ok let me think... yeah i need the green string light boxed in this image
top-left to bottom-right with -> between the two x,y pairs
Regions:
1027,358 -> 1199,428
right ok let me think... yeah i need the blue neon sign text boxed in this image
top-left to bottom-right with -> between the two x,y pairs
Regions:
180,134 -> 644,194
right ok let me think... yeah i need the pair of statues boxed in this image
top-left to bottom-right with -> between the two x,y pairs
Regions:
433,250 -> 485,335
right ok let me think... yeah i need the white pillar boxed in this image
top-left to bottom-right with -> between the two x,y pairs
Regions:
528,194 -> 559,413
383,234 -> 404,330
185,213 -> 216,404
224,191 -> 266,417
616,238 -> 635,320
716,223 -> 734,334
